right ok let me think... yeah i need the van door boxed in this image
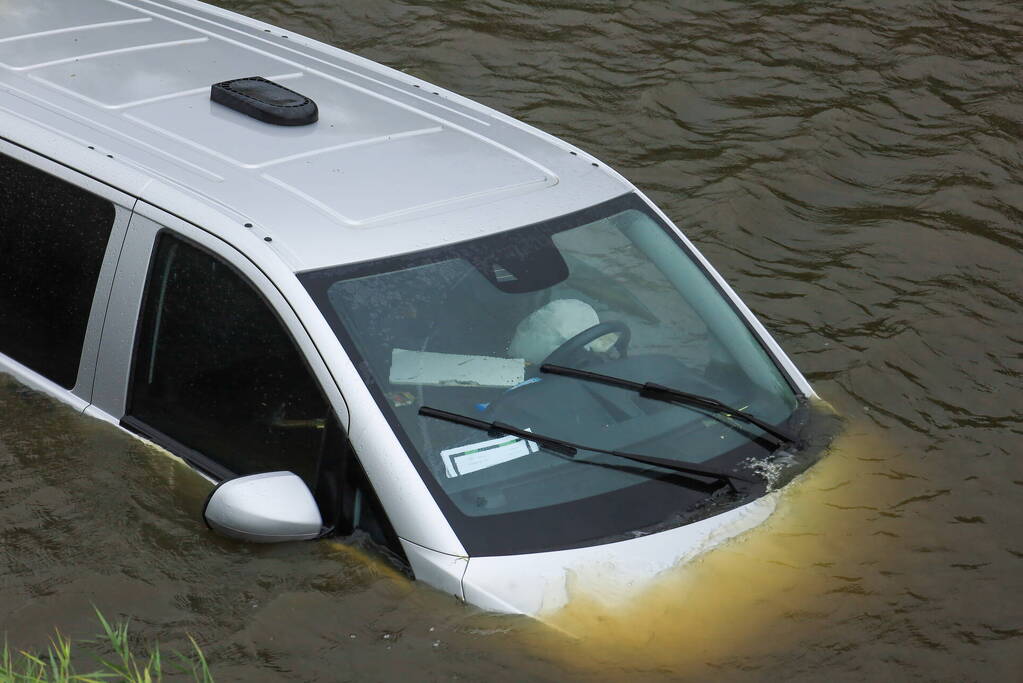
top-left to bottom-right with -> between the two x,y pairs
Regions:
0,139 -> 132,410
92,205 -> 403,557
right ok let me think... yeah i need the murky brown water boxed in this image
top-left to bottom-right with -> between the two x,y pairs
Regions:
3,0 -> 1022,680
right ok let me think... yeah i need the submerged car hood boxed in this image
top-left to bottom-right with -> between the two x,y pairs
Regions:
461,494 -> 777,617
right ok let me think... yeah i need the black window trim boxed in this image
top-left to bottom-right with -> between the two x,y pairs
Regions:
122,414 -> 235,482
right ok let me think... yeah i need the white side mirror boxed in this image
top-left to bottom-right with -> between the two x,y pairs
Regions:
203,471 -> 322,543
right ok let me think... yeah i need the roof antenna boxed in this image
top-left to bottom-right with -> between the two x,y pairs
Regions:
211,76 -> 318,126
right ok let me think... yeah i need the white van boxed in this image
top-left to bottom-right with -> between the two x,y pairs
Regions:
0,0 -> 829,615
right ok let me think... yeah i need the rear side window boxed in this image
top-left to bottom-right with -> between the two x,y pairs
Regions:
0,151 -> 115,388
128,233 -> 328,487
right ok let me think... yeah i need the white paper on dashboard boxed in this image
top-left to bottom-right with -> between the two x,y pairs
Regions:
440,430 -> 538,478
389,348 -> 525,388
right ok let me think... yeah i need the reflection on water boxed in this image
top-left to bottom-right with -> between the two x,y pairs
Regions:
3,0 -> 1023,679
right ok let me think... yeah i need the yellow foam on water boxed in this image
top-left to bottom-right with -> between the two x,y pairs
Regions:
322,539 -> 411,585
522,425 -> 895,676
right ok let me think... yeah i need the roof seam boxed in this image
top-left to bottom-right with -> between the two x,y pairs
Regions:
0,17 -> 152,45
9,37 -> 209,72
124,0 -> 494,128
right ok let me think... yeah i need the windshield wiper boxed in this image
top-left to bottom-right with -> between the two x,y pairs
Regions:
419,406 -> 750,492
540,364 -> 796,446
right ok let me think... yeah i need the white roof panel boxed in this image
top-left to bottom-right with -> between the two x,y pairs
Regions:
0,0 -> 630,270
0,0 -> 139,42
27,37 -> 296,108
263,128 -> 554,225
124,73 -> 441,168
0,18 -> 199,70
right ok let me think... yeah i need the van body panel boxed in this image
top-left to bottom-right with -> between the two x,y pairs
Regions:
400,540 -> 469,602
462,496 -> 777,616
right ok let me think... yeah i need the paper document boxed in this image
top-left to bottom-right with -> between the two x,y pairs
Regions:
440,430 -> 538,478
389,348 -> 525,388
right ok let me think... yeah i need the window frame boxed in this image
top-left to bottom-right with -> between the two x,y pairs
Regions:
123,229 -> 335,484
0,136 -> 134,410
93,203 -> 350,475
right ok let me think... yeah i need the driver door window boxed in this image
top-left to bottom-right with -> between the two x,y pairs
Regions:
127,233 -> 328,486
126,231 -> 404,560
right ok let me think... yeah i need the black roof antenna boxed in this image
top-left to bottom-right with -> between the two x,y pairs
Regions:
211,76 -> 318,126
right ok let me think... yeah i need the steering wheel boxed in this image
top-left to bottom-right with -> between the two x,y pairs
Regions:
542,320 -> 631,367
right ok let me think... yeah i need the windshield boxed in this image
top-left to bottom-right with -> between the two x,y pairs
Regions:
300,194 -> 803,555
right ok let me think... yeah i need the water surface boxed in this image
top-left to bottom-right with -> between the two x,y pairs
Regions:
2,0 -> 1022,679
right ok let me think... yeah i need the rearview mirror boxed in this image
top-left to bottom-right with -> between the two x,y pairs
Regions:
203,471 -> 322,543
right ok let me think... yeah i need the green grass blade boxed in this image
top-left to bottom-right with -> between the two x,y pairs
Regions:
2,611 -> 213,683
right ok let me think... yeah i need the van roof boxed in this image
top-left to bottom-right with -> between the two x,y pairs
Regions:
0,0 -> 630,271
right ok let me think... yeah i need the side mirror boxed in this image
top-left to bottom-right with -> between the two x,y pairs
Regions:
203,471 -> 322,543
